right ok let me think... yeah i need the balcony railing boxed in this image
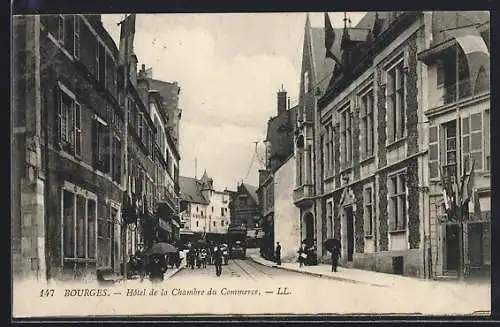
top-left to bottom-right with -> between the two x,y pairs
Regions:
293,184 -> 314,204
157,185 -> 179,212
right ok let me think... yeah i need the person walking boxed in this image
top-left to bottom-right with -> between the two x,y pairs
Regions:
298,243 -> 306,268
331,244 -> 341,272
149,254 -> 165,283
275,242 -> 282,266
213,245 -> 223,277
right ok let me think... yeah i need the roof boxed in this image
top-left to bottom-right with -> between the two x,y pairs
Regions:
179,176 -> 209,204
242,183 -> 259,204
309,26 -> 340,96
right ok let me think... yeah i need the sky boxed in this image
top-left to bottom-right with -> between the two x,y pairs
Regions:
101,12 -> 365,191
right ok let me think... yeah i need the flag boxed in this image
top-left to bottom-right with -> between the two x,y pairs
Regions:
118,14 -> 137,67
324,13 -> 341,65
460,159 -> 475,207
440,166 -> 452,212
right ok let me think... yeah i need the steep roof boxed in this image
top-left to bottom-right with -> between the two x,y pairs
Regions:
179,176 -> 209,204
309,26 -> 341,96
242,183 -> 259,204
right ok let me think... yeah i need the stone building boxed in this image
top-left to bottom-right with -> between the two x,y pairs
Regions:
417,12 -> 490,278
142,66 -> 182,245
179,171 -> 232,240
314,11 -> 490,278
316,12 -> 428,277
12,14 -> 181,281
293,14 -> 338,249
228,182 -> 259,230
257,88 -> 297,260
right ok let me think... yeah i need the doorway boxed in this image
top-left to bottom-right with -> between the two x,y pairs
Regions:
468,223 -> 484,268
446,224 -> 459,271
304,212 -> 314,242
345,206 -> 354,262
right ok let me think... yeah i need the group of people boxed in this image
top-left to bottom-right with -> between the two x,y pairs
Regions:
126,247 -> 181,282
182,243 -> 226,277
272,240 -> 341,272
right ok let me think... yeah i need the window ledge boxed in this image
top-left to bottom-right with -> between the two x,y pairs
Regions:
360,155 -> 375,165
386,137 -> 407,150
389,229 -> 406,235
364,234 -> 374,239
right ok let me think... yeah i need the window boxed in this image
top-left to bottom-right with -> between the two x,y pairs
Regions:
221,220 -> 225,226
62,185 -> 97,262
97,204 -> 115,268
212,206 -> 214,213
386,59 -> 406,142
340,106 -> 352,168
138,114 -> 143,141
58,87 -> 81,156
111,135 -> 122,183
436,59 -> 444,87
324,123 -> 334,176
428,125 -> 439,179
388,172 -> 407,231
303,71 -> 310,93
92,116 -> 110,173
221,208 -> 225,216
213,221 -> 216,227
98,42 -> 106,84
73,15 -> 80,59
364,187 -> 374,236
360,89 -> 374,158
443,121 -> 457,181
56,15 -> 64,43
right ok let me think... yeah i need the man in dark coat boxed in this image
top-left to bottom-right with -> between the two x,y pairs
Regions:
331,244 -> 341,272
213,245 -> 223,277
275,242 -> 281,265
149,254 -> 165,283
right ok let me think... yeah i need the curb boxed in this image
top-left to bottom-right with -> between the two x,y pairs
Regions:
249,256 -> 389,288
166,266 -> 185,279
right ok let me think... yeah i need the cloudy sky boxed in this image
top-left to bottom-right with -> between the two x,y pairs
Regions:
102,12 -> 364,191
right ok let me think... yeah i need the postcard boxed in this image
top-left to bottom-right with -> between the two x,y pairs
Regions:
11,11 -> 491,318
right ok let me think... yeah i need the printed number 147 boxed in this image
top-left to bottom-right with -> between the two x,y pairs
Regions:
40,289 -> 55,297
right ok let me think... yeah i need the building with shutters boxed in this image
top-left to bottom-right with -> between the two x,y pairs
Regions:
417,12 -> 490,278
316,12 -> 429,277
12,14 -> 181,281
314,11 -> 490,279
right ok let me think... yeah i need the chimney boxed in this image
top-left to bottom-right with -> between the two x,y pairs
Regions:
288,97 -> 291,109
137,63 -> 149,106
277,84 -> 287,115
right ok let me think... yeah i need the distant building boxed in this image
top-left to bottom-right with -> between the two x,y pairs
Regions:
257,87 -> 297,260
228,182 -> 260,231
179,171 -> 232,241
274,155 -> 301,262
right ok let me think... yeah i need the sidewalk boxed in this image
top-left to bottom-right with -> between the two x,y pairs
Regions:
249,254 -> 491,291
114,266 -> 184,285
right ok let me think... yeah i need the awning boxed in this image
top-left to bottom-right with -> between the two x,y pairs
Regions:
158,218 -> 172,233
418,27 -> 489,91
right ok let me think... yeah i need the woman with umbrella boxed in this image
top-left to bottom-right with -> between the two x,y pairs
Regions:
324,238 -> 341,272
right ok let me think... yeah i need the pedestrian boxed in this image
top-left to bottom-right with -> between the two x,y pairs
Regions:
298,243 -> 306,268
213,245 -> 223,277
331,244 -> 341,272
200,248 -> 207,268
149,254 -> 165,283
275,242 -> 281,265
